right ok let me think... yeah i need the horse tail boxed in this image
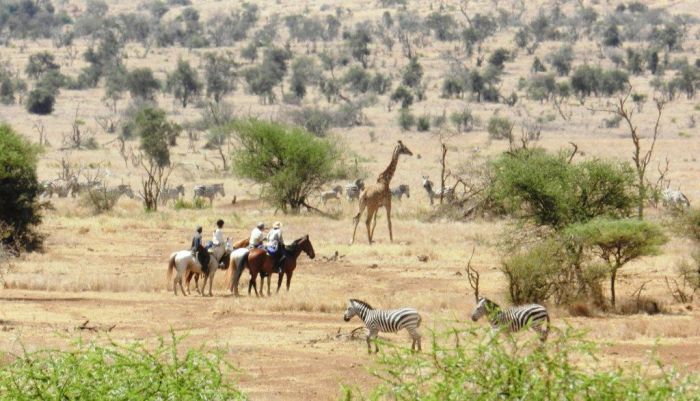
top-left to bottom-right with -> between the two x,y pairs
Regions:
167,252 -> 177,285
232,250 -> 249,289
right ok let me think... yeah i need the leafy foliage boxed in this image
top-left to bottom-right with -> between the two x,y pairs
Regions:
0,335 -> 247,400
566,218 -> 667,307
344,326 -> 700,401
126,68 -> 160,100
492,149 -> 636,229
166,59 -> 202,107
0,124 -> 43,252
231,119 -> 343,211
136,107 -> 180,167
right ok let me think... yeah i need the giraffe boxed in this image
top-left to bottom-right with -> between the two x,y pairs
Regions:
351,140 -> 413,244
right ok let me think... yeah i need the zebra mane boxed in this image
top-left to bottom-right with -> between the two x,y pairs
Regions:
350,299 -> 374,310
480,297 -> 500,311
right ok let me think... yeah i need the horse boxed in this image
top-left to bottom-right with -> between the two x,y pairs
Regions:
186,237 -> 249,294
229,235 -> 315,297
167,239 -> 232,296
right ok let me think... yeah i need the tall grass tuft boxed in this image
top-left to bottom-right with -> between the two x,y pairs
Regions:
175,197 -> 210,210
342,325 -> 700,400
0,334 -> 247,401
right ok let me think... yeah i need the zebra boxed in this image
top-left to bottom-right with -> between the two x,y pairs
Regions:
160,184 -> 185,205
320,185 -> 343,205
661,188 -> 690,208
193,183 -> 225,204
421,176 -> 454,205
343,298 -> 422,353
40,179 -> 72,198
471,296 -> 550,343
391,184 -> 410,200
107,184 -> 135,199
345,179 -> 365,201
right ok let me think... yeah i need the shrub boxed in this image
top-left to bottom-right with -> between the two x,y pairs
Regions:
80,186 -> 120,214
398,109 -> 415,131
488,48 -> 511,70
231,119 -> 344,212
491,149 -> 636,229
0,124 -> 43,252
416,115 -> 430,132
126,67 -> 160,100
174,197 -> 209,210
450,109 -> 476,133
486,115 -> 513,140
0,334 -> 247,400
343,65 -> 371,94
345,325 -> 700,400
501,239 -> 564,303
402,57 -> 423,88
203,52 -> 237,103
288,107 -> 333,137
25,87 -> 55,115
25,51 -> 60,79
546,45 -> 573,76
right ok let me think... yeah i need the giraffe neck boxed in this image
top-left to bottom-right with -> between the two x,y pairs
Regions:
377,146 -> 401,186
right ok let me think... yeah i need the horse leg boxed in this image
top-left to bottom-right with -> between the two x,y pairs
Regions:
249,272 -> 259,297
276,272 -> 284,293
207,269 -> 215,297
177,272 -> 187,296
266,274 -> 271,296
285,271 -> 293,292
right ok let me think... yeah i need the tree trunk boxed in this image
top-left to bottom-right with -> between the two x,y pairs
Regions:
610,269 -> 617,309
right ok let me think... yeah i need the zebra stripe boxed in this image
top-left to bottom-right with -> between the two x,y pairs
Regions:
344,299 -> 422,353
193,183 -> 225,203
471,297 -> 549,342
391,184 -> 410,200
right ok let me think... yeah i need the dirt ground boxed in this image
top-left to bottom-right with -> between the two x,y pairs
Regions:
2,0 -> 700,399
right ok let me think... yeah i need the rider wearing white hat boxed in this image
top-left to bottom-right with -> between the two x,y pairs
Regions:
267,221 -> 285,273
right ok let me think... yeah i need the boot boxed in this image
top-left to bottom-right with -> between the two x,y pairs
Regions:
277,255 -> 286,273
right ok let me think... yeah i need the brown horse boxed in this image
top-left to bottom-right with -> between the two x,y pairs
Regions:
186,237 -> 249,295
229,235 -> 315,297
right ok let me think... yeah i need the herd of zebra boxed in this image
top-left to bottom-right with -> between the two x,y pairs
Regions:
39,178 -> 227,206
320,176 -> 455,206
343,296 -> 550,354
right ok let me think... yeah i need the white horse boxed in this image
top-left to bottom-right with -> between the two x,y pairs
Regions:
167,239 -> 232,296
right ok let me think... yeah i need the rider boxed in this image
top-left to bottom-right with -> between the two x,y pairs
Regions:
249,222 -> 266,249
207,219 -> 227,270
267,221 -> 285,273
191,226 -> 209,271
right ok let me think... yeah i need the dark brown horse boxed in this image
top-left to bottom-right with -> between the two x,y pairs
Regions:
229,235 -> 315,297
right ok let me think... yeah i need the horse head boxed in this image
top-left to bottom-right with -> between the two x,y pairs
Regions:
297,235 -> 315,259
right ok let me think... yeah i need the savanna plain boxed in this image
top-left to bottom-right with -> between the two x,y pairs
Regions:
2,0 -> 700,399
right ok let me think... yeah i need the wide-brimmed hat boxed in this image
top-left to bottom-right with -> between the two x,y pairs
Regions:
256,222 -> 265,229
273,221 -> 282,229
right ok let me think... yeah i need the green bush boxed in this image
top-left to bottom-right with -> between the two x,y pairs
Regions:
26,87 -> 55,115
416,115 -> 430,132
486,115 -> 513,140
0,335 -> 247,400
491,149 -> 636,229
500,239 -> 564,303
0,124 -> 43,252
398,109 -> 415,131
343,326 -> 700,400
175,197 -> 210,210
80,187 -> 120,214
231,119 -> 343,212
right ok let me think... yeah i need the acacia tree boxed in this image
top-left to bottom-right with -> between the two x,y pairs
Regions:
231,119 -> 343,212
0,124 -> 43,252
166,59 -> 202,108
203,52 -> 237,103
566,218 -> 667,308
135,107 -> 180,211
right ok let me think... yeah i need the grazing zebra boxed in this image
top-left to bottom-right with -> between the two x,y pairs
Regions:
421,176 -> 454,205
343,298 -> 422,353
107,184 -> 135,199
345,179 -> 365,201
193,183 -> 225,204
662,188 -> 690,208
161,184 -> 185,205
71,180 -> 102,197
391,184 -> 410,200
471,296 -> 550,342
321,185 -> 343,205
40,179 -> 72,198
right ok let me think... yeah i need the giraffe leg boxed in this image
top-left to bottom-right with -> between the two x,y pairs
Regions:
365,208 -> 376,244
386,201 -> 393,242
351,197 -> 367,244
370,209 -> 378,239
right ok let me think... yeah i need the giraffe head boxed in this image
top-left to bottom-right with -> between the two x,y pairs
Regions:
397,140 -> 413,156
